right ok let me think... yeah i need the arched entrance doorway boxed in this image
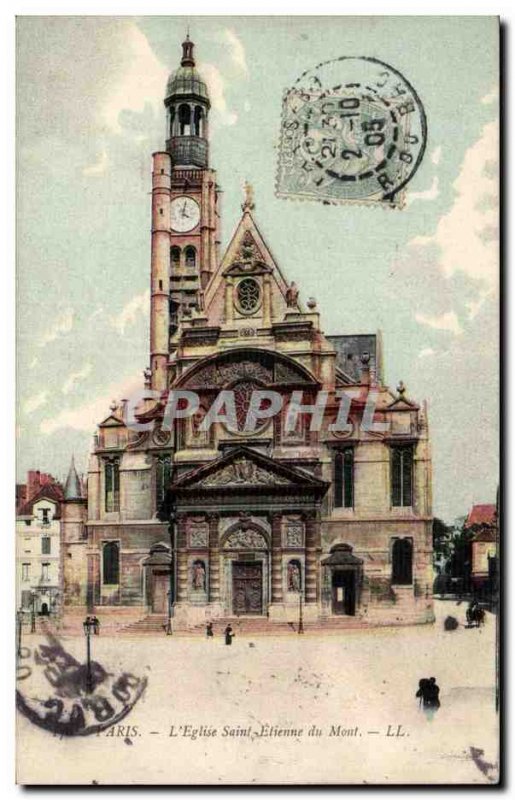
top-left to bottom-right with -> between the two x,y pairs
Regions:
221,525 -> 270,616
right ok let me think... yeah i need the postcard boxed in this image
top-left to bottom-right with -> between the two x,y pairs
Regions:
16,15 -> 500,785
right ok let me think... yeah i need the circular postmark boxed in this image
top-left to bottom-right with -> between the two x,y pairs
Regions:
276,56 -> 427,209
16,632 -> 147,736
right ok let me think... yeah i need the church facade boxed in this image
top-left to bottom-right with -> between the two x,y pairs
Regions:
61,37 -> 434,630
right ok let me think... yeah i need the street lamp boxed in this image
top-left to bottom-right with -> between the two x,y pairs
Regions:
83,616 -> 95,693
166,506 -> 177,636
16,609 -> 24,657
30,591 -> 37,633
298,577 -> 304,635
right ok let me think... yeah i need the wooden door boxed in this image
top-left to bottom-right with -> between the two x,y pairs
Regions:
232,562 -> 263,615
152,572 -> 169,613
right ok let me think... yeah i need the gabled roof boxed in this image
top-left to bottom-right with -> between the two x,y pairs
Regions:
203,208 -> 290,313
17,482 -> 64,518
465,504 -> 497,528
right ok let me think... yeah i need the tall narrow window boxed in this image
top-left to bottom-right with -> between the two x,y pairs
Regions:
22,563 -> 30,581
171,246 -> 181,268
391,446 -> 413,507
185,246 -> 196,267
334,448 -> 354,508
194,106 -> 203,136
41,563 -> 50,582
105,459 -> 120,512
392,538 -> 413,585
41,536 -> 51,555
169,106 -> 175,138
156,455 -> 172,510
103,541 -> 120,585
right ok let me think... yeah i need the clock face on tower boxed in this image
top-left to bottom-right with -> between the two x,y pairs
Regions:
170,196 -> 200,232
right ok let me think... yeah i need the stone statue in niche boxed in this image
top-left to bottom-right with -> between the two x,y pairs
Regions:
192,561 -> 206,591
288,561 -> 301,592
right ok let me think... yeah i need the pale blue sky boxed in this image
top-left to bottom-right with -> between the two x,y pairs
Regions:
16,16 -> 499,521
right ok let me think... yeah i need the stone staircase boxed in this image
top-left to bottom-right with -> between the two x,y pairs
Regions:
119,614 -> 169,635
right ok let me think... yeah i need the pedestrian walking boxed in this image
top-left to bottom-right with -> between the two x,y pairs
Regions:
224,624 -> 234,645
206,621 -> 214,638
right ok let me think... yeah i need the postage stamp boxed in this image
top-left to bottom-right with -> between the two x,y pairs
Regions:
276,56 -> 427,209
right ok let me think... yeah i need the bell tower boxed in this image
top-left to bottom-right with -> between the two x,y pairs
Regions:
150,36 -> 221,391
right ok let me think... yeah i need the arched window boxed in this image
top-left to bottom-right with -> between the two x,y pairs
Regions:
194,106 -> 203,136
169,106 -> 175,138
179,104 -> 191,135
184,246 -> 196,267
103,541 -> 120,585
171,246 -> 181,268
334,448 -> 354,508
392,538 -> 413,585
391,446 -> 413,507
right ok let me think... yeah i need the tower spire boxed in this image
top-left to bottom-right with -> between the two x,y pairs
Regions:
181,33 -> 195,67
64,455 -> 83,501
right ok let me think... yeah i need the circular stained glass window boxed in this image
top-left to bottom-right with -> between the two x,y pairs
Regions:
228,380 -> 269,434
236,278 -> 261,314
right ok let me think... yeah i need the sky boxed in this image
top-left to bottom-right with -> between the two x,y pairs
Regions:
16,15 -> 499,522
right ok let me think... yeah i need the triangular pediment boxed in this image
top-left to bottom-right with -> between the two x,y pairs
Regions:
98,413 -> 125,428
386,397 -> 419,411
172,446 -> 328,493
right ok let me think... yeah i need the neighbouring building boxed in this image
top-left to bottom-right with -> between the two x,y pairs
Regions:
16,472 -> 64,617
465,503 -> 498,598
61,37 -> 433,630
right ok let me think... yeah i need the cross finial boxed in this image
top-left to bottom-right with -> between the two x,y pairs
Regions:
242,181 -> 255,212
397,380 -> 406,397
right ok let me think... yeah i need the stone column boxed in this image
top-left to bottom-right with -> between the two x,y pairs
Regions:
208,513 -> 220,603
304,512 -> 320,606
176,514 -> 189,603
271,513 -> 283,604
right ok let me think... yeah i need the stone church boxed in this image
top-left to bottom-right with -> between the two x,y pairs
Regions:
61,37 -> 434,631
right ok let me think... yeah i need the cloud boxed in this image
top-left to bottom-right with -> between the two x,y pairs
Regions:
481,86 -> 498,105
199,62 -> 238,127
415,311 -> 463,336
224,29 -> 248,75
83,150 -> 108,176
408,119 -> 499,293
39,309 -> 74,347
40,375 -> 142,436
431,146 -> 442,165
418,347 -> 436,359
111,290 -> 150,335
62,363 -> 93,395
406,176 -> 439,206
101,23 -> 168,135
23,390 -> 49,415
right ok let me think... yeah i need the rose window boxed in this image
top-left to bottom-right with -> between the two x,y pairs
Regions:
236,278 -> 261,314
231,380 -> 268,433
